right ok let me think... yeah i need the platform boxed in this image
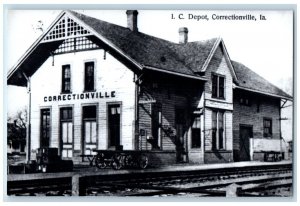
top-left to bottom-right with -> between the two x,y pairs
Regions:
7,160 -> 292,182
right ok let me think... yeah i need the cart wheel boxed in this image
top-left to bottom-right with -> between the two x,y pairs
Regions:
112,154 -> 123,170
138,154 -> 148,169
125,154 -> 134,167
95,153 -> 107,169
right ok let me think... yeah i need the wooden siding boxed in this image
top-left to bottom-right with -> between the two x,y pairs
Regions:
204,108 -> 233,151
204,45 -> 233,109
203,44 -> 233,156
232,90 -> 281,152
30,49 -> 136,158
138,74 -> 204,163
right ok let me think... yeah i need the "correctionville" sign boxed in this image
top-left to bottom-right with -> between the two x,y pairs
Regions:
44,91 -> 116,102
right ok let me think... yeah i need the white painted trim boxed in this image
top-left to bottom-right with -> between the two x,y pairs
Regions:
220,39 -> 238,82
234,86 -> 293,101
7,11 -> 67,79
199,37 -> 238,83
200,37 -> 221,72
8,10 -> 143,82
144,66 -> 207,81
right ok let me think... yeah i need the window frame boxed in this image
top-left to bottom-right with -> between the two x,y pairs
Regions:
61,64 -> 71,93
263,118 -> 272,137
191,114 -> 201,148
40,108 -> 51,148
239,97 -> 251,106
212,110 -> 226,150
84,61 -> 95,92
151,103 -> 162,150
211,73 -> 225,99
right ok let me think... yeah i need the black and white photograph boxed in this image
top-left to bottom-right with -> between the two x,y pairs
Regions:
4,6 -> 294,199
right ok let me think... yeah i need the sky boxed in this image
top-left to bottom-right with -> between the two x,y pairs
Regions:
6,10 -> 294,130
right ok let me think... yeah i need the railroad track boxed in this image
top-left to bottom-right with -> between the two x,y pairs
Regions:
7,163 -> 292,197
84,164 -> 292,196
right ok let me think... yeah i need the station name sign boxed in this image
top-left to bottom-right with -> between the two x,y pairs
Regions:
44,91 -> 116,102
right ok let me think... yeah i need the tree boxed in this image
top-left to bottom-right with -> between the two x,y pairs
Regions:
7,108 -> 27,152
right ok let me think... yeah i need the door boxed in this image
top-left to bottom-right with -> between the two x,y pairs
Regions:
83,105 -> 97,155
60,107 -> 73,158
108,104 -> 121,149
175,109 -> 187,163
239,125 -> 252,161
40,108 -> 51,148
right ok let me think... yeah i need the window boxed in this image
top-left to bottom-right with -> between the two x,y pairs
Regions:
61,107 -> 72,121
62,65 -> 71,93
84,62 -> 95,91
263,118 -> 272,137
83,106 -> 97,155
256,99 -> 260,113
151,103 -> 162,149
240,97 -> 251,106
212,110 -> 225,150
40,109 -> 51,148
60,107 -> 73,158
212,74 -> 225,99
191,115 -> 201,148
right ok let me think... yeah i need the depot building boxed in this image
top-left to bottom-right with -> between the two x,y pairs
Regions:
7,10 -> 292,165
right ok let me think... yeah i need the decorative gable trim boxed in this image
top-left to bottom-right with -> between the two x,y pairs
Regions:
199,38 -> 238,84
66,11 -> 143,70
7,11 -> 66,81
200,37 -> 221,73
41,15 -> 91,43
220,39 -> 238,84
8,10 -> 143,85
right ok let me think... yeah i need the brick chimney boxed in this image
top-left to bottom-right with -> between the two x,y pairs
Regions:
126,10 -> 138,32
179,27 -> 188,44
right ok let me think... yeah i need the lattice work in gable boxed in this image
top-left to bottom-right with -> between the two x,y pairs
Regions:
43,16 -> 91,42
54,36 -> 99,54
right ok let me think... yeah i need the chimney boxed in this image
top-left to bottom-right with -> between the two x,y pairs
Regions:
179,27 -> 188,44
126,10 -> 138,32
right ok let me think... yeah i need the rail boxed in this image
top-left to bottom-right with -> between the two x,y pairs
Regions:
7,162 -> 292,196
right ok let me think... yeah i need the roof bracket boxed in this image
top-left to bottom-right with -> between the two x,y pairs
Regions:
22,72 -> 29,81
51,52 -> 55,66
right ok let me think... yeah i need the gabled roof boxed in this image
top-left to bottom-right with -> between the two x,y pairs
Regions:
232,61 -> 292,100
7,10 -> 292,100
69,10 -> 215,78
8,10 -> 215,86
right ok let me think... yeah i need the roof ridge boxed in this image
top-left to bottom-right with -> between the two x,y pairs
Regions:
232,60 -> 292,99
69,10 -> 180,46
186,38 -> 219,44
69,10 -> 199,75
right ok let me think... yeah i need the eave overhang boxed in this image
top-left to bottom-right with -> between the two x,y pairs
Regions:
144,65 -> 208,81
234,85 -> 293,101
7,10 -> 143,87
